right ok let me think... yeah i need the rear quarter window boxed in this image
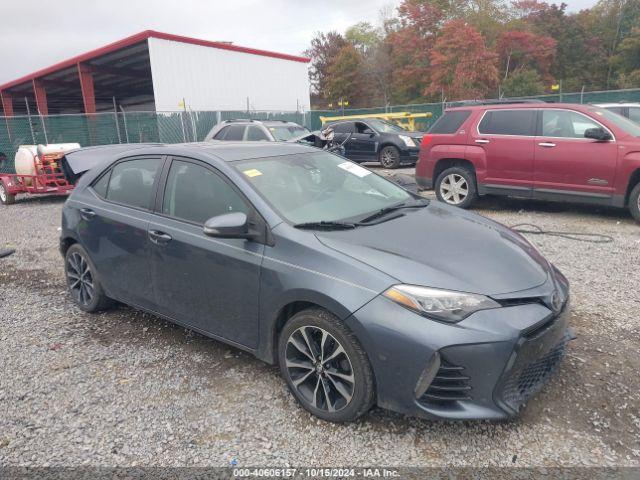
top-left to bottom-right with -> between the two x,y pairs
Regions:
429,110 -> 471,134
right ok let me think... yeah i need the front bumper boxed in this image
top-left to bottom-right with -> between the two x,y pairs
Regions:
399,148 -> 421,164
346,288 -> 573,420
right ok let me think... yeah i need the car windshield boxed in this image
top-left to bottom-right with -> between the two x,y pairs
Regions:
366,119 -> 407,133
268,125 -> 310,141
590,108 -> 640,137
235,151 -> 412,224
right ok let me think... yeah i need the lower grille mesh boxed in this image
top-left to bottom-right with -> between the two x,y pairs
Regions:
420,360 -> 471,405
501,332 -> 571,410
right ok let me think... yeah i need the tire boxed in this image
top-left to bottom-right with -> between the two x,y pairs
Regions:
278,308 -> 375,422
629,182 -> 640,223
0,182 -> 16,205
378,145 -> 401,169
435,166 -> 478,209
65,244 -> 114,313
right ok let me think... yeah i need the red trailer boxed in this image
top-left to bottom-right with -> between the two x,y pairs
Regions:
0,144 -> 79,205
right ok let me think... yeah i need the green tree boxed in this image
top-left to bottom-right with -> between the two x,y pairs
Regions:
501,68 -> 545,96
305,32 -> 348,105
326,45 -> 371,107
611,26 -> 640,86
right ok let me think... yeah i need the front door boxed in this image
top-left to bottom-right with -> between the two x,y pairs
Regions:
148,157 -> 264,348
349,122 -> 378,160
79,156 -> 164,310
471,109 -> 536,195
534,109 -> 618,199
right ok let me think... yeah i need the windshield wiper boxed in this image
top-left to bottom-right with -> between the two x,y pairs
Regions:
294,221 -> 358,230
358,199 -> 429,224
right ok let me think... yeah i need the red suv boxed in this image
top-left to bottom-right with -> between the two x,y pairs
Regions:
415,102 -> 640,222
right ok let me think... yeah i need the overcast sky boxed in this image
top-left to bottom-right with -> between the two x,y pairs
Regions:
0,0 -> 598,84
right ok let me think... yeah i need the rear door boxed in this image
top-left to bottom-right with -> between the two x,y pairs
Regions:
533,108 -> 618,199
471,109 -> 537,196
81,156 -> 164,310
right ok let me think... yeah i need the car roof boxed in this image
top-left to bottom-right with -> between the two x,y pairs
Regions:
445,102 -> 596,112
77,141 -> 318,163
594,103 -> 640,107
220,119 -> 302,126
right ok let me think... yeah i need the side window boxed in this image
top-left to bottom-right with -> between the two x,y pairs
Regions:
606,106 -> 624,115
478,110 -> 536,136
105,158 -> 160,209
541,110 -> 602,138
91,170 -> 111,198
429,110 -> 471,134
224,125 -> 246,141
355,122 -> 373,134
629,107 -> 640,124
332,122 -> 353,134
162,159 -> 248,225
213,126 -> 229,140
246,126 -> 270,141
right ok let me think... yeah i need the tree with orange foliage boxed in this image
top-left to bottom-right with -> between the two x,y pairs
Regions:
497,30 -> 557,83
427,20 -> 499,100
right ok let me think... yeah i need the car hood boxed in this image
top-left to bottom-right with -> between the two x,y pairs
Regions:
315,202 -> 550,296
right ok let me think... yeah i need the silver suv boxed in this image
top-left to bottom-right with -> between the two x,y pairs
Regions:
205,119 -> 309,142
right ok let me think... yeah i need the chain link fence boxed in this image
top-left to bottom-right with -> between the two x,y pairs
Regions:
0,109 -> 308,173
1,87 -> 639,174
309,87 -> 640,131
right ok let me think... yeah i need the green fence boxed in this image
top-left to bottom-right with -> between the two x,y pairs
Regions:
309,87 -> 640,131
1,87 -> 639,174
0,109 -> 307,174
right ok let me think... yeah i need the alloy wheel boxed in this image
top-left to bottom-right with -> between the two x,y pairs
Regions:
0,184 -> 6,203
440,173 -> 469,205
380,149 -> 398,168
285,326 -> 355,412
66,252 -> 94,306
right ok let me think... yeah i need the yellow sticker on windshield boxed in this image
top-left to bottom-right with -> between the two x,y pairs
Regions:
243,169 -> 263,177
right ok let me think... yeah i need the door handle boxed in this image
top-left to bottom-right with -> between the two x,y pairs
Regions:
475,139 -> 490,144
538,142 -> 556,148
148,230 -> 173,245
80,208 -> 96,221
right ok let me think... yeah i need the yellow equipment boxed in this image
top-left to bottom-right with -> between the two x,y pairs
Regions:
319,111 -> 433,131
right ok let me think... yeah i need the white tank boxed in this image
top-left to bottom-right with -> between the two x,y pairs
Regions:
14,145 -> 38,178
15,143 -> 80,186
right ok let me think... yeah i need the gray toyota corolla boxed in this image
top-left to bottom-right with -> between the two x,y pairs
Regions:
60,142 -> 573,422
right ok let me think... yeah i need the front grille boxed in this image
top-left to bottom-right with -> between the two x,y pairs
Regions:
501,332 -> 571,410
420,360 -> 471,405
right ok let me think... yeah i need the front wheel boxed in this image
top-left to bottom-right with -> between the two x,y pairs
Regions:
0,182 -> 16,205
435,166 -> 478,208
629,182 -> 640,223
378,146 -> 401,168
278,309 -> 375,422
65,244 -> 114,312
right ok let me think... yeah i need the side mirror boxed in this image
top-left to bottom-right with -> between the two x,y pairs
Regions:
362,128 -> 374,136
203,212 -> 252,239
584,127 -> 612,141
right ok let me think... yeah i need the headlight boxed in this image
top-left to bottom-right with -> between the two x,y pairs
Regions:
398,135 -> 416,147
383,284 -> 501,323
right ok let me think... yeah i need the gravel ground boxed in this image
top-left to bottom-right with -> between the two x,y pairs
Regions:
1,169 -> 639,468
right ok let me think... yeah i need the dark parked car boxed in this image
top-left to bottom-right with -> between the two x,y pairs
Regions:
61,142 -> 572,422
415,102 -> 640,222
205,119 -> 309,142
325,119 -> 424,168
